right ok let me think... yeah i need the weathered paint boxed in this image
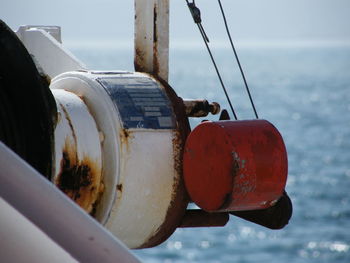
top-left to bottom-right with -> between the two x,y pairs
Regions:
140,79 -> 191,248
183,120 -> 288,212
52,89 -> 103,214
56,139 -> 104,214
105,130 -> 178,248
182,99 -> 221,117
51,71 -> 190,249
119,129 -> 134,152
0,141 -> 141,263
104,75 -> 190,249
134,0 -> 169,81
51,72 -> 123,226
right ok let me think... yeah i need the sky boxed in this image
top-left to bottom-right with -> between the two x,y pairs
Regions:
1,0 -> 350,48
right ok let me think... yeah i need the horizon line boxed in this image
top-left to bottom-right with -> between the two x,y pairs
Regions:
65,38 -> 350,50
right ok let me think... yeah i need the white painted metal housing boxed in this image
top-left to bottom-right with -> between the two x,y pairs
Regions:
10,0 -> 185,248
50,71 -> 188,248
16,25 -> 86,79
53,89 -> 104,213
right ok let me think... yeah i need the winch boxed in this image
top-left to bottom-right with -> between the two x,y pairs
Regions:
50,71 -> 190,248
48,69 -> 291,248
0,0 -> 292,250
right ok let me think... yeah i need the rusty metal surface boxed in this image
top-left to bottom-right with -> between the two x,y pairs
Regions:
53,90 -> 104,216
139,78 -> 191,248
134,0 -> 169,81
134,47 -> 147,74
183,99 -> 221,117
119,128 -> 134,152
0,142 -> 141,263
55,139 -> 104,215
50,73 -> 121,226
52,72 -> 184,248
180,210 -> 229,228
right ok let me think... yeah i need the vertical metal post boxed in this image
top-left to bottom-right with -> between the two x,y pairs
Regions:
134,0 -> 169,82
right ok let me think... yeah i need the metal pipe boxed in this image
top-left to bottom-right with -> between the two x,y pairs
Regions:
0,141 -> 140,263
179,209 -> 229,228
183,99 -> 220,117
0,197 -> 78,262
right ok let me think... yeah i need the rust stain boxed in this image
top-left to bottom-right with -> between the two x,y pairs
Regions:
153,4 -> 158,43
134,47 -> 146,73
119,128 -> 134,151
134,3 -> 160,78
152,3 -> 160,78
233,174 -> 257,195
59,102 -> 77,147
90,182 -> 105,217
55,139 -> 104,215
116,184 -> 123,192
172,131 -> 183,183
139,79 -> 191,248
184,100 -> 210,117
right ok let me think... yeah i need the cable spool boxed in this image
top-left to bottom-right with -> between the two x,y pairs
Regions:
0,20 -> 56,178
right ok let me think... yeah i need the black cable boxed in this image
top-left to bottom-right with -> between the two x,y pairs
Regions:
217,0 -> 259,119
197,25 -> 237,120
186,0 -> 238,120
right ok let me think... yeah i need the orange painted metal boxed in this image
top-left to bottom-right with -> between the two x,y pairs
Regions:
183,120 -> 288,212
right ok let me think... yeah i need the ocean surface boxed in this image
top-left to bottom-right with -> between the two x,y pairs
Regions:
73,44 -> 350,263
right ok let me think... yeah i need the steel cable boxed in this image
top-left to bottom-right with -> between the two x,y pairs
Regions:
217,0 -> 259,119
186,0 -> 238,120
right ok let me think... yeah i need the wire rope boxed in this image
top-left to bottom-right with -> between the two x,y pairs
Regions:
186,0 -> 238,120
217,0 -> 259,119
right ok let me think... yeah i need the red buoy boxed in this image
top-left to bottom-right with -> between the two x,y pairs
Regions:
183,120 -> 288,212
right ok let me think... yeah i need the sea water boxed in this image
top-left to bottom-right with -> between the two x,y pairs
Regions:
73,44 -> 350,263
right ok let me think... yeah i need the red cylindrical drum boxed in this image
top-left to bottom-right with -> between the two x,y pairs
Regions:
183,120 -> 288,212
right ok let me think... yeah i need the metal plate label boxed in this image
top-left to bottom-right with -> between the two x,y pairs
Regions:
98,77 -> 175,129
